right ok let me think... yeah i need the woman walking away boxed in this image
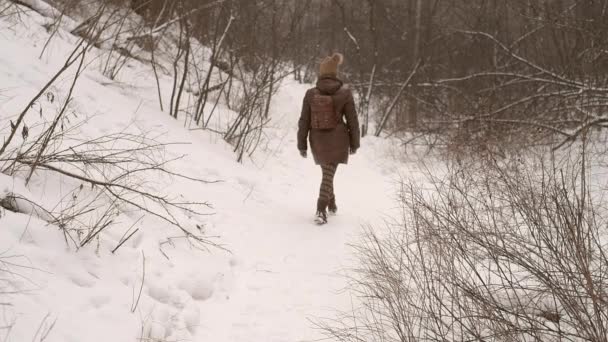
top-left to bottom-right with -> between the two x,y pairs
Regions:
297,52 -> 360,225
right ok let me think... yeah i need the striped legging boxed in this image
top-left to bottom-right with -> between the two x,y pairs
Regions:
319,164 -> 338,203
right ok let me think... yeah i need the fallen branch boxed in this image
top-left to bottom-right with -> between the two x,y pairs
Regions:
125,0 -> 228,42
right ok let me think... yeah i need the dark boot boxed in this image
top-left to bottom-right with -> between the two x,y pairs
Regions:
315,198 -> 328,224
328,195 -> 337,215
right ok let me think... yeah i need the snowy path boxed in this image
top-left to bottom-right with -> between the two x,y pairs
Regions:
188,80 -> 400,341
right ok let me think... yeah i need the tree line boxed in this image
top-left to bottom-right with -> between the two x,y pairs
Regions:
14,0 -> 608,150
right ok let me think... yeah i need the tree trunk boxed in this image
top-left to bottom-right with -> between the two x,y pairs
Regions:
408,0 -> 423,129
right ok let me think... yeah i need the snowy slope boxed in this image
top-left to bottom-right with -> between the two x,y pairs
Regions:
0,4 -> 412,342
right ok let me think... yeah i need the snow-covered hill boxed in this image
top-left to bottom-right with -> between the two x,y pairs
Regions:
0,3 -> 415,341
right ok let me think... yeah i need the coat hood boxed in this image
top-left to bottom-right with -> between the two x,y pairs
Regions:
316,76 -> 343,95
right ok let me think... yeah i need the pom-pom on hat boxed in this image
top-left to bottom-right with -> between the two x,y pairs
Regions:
319,53 -> 344,77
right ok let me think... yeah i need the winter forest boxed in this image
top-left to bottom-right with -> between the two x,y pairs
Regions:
1,0 -> 607,341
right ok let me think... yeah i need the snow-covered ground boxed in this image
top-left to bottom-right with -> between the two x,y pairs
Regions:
0,4 -> 418,341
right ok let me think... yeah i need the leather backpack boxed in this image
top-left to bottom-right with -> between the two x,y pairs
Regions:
310,89 -> 340,130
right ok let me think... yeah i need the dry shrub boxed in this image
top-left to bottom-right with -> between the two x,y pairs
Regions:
320,147 -> 608,341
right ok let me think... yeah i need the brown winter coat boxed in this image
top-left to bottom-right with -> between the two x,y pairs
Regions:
298,76 -> 360,165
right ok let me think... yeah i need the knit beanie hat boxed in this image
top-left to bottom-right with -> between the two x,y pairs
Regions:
319,53 -> 344,77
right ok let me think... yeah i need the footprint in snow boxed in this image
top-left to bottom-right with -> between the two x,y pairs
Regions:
147,284 -> 171,304
179,277 -> 214,301
67,271 -> 96,288
90,295 -> 111,308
